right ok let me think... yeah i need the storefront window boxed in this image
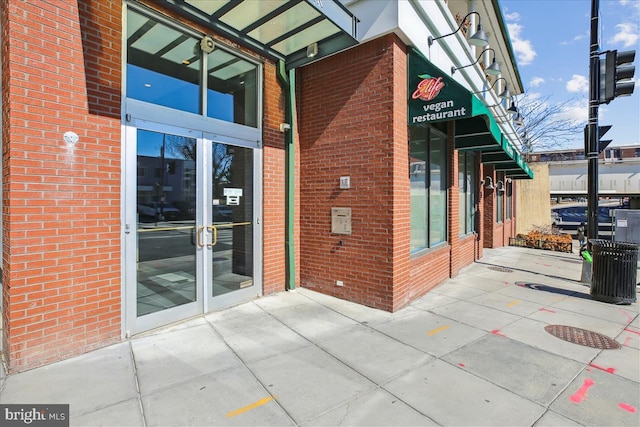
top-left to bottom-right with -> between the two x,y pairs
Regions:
496,171 -> 504,223
126,7 -> 258,127
458,152 -> 476,235
506,178 -> 512,220
409,125 -> 447,252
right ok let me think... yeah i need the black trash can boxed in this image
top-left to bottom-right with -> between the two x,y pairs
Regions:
590,239 -> 639,304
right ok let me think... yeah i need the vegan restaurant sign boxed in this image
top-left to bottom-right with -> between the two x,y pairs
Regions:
408,49 -> 472,125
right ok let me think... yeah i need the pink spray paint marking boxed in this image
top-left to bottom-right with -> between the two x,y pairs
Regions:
491,329 -> 506,337
618,403 -> 637,413
539,308 -> 556,313
588,363 -> 615,374
619,309 -> 634,324
570,378 -> 594,403
624,327 -> 640,336
623,336 -> 633,346
458,363 -> 466,368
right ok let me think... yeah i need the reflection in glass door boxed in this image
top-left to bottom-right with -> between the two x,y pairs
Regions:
128,125 -> 260,332
208,143 -> 254,302
136,129 -> 198,317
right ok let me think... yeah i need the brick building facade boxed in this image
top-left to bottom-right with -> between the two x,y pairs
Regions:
1,0 -> 530,372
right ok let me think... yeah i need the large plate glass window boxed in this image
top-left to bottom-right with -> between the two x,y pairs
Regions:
496,171 -> 505,223
409,124 -> 448,252
458,151 -> 476,235
126,7 -> 258,127
136,129 -> 198,317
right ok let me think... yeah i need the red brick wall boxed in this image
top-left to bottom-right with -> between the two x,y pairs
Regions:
297,35 -> 490,312
262,61 -> 289,295
298,35 -> 409,311
482,167 -> 496,247
1,0 -> 289,372
408,245 -> 451,301
2,0 -> 122,372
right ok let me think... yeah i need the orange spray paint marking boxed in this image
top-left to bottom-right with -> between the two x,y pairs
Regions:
427,325 -> 450,336
618,403 -> 636,413
588,363 -> 615,374
226,396 -> 274,418
570,378 -> 594,403
491,329 -> 506,337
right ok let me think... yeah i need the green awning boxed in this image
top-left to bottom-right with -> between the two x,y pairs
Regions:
455,96 -> 504,151
481,135 -> 533,178
408,47 -> 532,179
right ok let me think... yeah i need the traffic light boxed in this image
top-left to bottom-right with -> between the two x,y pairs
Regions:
583,124 -> 612,154
601,50 -> 636,104
597,125 -> 612,153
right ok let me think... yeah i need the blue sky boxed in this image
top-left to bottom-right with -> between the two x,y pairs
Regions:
501,0 -> 640,150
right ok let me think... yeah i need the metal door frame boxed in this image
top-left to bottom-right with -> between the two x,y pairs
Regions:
123,120 -> 262,335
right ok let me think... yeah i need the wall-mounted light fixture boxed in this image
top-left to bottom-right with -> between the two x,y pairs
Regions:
306,42 -> 318,58
428,11 -> 488,47
451,47 -> 501,75
496,180 -> 505,193
474,77 -> 511,100
513,113 -> 524,127
480,176 -> 494,190
486,100 -> 518,115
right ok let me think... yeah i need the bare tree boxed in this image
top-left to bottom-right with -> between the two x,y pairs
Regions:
514,92 -> 585,161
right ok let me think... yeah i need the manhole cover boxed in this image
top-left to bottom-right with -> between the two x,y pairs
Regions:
544,325 -> 620,350
488,266 -> 513,273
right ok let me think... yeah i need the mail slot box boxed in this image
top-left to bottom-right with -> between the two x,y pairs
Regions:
331,207 -> 352,235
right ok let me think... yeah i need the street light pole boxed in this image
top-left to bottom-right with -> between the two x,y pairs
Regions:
587,0 -> 600,242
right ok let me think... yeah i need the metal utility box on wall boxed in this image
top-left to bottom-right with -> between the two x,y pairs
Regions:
331,207 -> 352,235
614,209 -> 640,244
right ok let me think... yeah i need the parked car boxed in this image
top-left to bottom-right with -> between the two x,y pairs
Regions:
138,202 -> 181,221
213,205 -> 233,222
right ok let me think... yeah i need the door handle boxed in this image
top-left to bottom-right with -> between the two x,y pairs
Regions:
207,225 -> 217,247
197,226 -> 206,247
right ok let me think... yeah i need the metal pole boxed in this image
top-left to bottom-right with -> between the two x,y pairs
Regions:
587,0 -> 600,242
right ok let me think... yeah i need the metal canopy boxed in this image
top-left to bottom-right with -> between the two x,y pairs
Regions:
158,0 -> 358,69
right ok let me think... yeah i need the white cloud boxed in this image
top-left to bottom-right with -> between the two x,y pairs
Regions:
566,75 -> 589,93
523,91 -> 543,101
530,77 -> 545,87
507,22 -> 537,66
504,11 -> 520,21
609,22 -> 639,47
558,100 -> 588,123
561,32 -> 588,45
573,33 -> 588,42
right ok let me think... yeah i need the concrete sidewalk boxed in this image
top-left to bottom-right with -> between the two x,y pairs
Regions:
1,246 -> 638,426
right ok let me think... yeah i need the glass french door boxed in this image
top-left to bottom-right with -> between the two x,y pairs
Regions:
125,122 -> 260,333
